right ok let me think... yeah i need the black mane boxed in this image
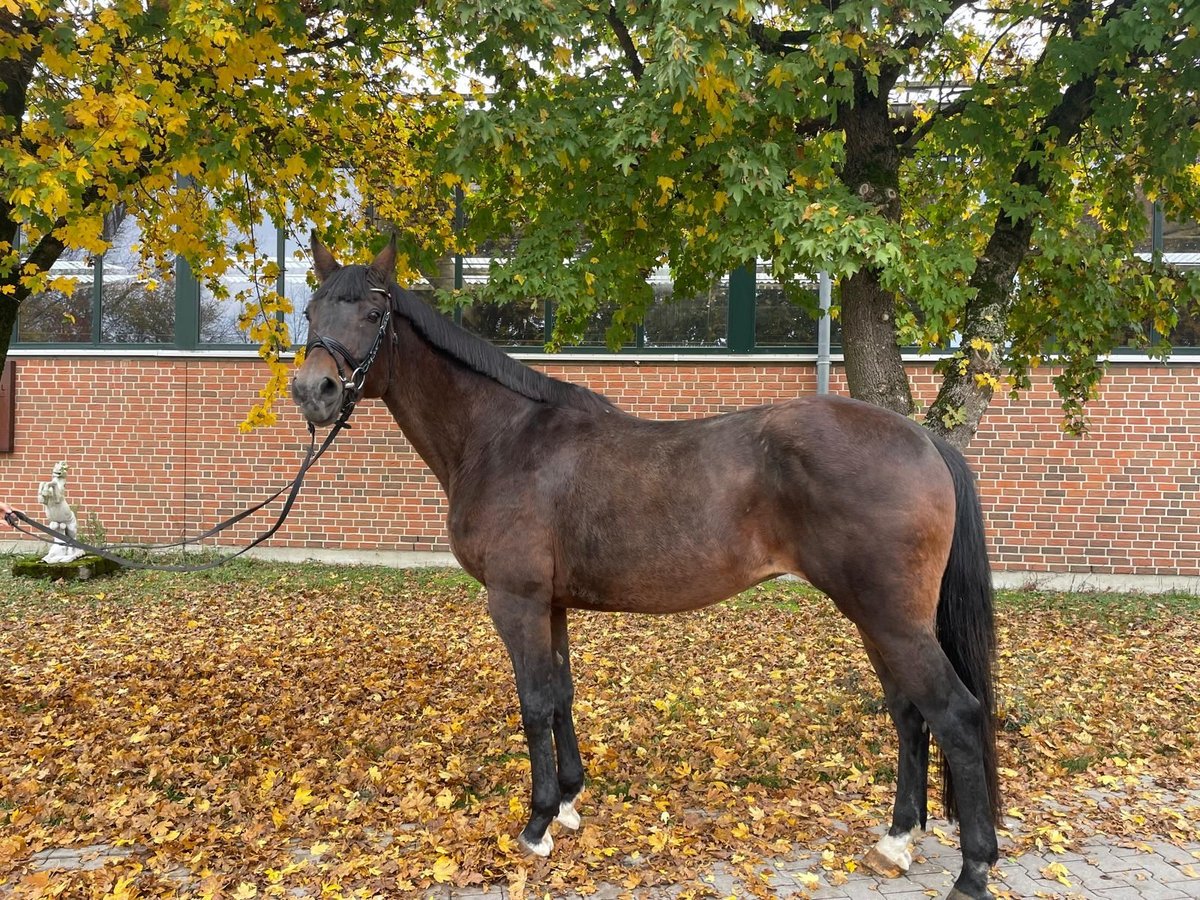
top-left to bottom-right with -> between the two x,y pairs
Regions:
325,265 -> 617,414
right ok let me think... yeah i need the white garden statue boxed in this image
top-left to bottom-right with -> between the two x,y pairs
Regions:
38,461 -> 86,564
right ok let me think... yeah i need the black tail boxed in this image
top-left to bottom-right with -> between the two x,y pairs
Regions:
930,434 -> 1001,826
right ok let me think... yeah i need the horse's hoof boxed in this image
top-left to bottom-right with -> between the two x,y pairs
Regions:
556,800 -> 581,831
861,830 -> 917,877
862,846 -> 907,878
519,831 -> 553,858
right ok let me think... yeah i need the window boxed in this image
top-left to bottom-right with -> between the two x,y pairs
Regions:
15,204 -> 1190,356
754,273 -> 840,349
15,212 -> 178,345
100,214 -> 175,344
643,270 -> 728,348
15,250 -> 93,343
1162,221 -> 1199,348
461,297 -> 546,346
199,218 -> 283,345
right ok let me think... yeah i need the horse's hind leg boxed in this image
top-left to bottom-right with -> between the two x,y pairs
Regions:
871,633 -> 997,900
486,587 -> 562,856
551,606 -> 585,830
859,638 -> 930,878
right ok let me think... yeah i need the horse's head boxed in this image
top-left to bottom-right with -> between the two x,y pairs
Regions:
291,236 -> 397,427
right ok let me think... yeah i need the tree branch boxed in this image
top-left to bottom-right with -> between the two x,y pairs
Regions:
926,0 -> 1149,445
605,2 -> 643,82
747,22 -> 814,56
895,87 -> 974,153
22,229 -> 66,282
894,0 -> 972,58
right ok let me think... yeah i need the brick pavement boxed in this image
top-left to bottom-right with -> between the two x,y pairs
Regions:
19,819 -> 1200,899
437,822 -> 1200,899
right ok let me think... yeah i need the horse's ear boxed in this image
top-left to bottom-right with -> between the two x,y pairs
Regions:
310,232 -> 340,282
370,235 -> 397,281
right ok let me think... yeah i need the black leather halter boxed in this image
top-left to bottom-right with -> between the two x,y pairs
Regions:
304,284 -> 394,415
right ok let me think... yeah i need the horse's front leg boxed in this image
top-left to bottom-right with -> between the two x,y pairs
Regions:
487,587 -> 561,856
551,606 -> 585,831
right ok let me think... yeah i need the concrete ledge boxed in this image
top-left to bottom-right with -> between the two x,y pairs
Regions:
992,569 -> 1200,595
244,546 -> 461,569
0,541 -> 460,571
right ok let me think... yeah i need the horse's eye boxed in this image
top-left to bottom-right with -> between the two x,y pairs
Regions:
367,309 -> 382,323
303,309 -> 311,321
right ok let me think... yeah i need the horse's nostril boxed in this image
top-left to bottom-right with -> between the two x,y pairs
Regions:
292,374 -> 340,409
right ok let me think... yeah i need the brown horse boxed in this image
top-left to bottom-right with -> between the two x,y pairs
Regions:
291,239 -> 1001,900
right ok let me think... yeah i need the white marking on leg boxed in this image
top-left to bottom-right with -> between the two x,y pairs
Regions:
519,830 -> 554,857
556,799 -> 581,831
871,828 -> 919,873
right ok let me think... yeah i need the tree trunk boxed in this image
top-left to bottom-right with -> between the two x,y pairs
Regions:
925,224 -> 1032,448
836,83 -> 914,417
0,40 -> 40,380
421,253 -> 458,293
840,269 -> 914,414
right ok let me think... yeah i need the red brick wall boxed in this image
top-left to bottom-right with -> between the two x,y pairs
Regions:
1,355 -> 1197,577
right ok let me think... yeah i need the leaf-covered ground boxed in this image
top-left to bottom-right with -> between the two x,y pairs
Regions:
1,563 -> 1197,898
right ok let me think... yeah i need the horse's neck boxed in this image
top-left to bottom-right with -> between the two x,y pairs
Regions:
382,320 -> 532,490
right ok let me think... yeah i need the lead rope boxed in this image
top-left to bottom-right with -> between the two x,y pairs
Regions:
3,296 -> 395,573
5,417 -> 344,572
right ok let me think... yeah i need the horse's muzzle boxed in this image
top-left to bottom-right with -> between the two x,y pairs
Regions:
291,369 -> 343,427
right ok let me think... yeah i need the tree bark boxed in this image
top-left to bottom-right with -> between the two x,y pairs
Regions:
0,21 -> 40,377
836,80 -> 914,417
924,223 -> 1032,448
840,269 -> 913,415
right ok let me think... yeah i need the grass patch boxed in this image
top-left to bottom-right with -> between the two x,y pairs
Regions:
996,586 -> 1200,625
0,552 -> 481,615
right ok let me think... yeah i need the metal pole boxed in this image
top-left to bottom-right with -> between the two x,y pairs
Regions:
1152,200 -> 1164,345
816,271 -> 831,395
453,186 -> 464,326
91,254 -> 104,344
1152,200 -> 1164,264
276,225 -> 286,302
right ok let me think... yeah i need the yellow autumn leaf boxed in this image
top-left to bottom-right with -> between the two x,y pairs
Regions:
792,872 -> 820,888
507,868 -> 528,900
1041,862 -> 1072,886
430,855 -> 458,883
292,785 -> 314,808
